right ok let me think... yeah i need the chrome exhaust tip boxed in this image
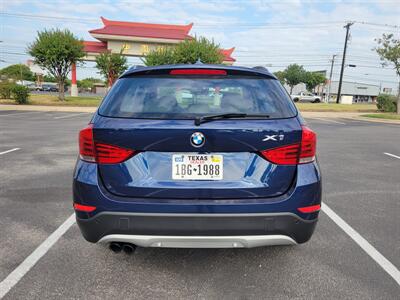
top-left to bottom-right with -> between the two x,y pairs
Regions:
109,242 -> 122,253
122,243 -> 136,254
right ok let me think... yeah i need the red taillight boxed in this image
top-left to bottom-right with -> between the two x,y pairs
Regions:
79,125 -> 135,164
298,204 -> 321,213
73,203 -> 96,212
95,143 -> 135,164
260,144 -> 300,165
260,125 -> 316,165
299,125 -> 316,164
79,124 -> 96,162
169,69 -> 227,75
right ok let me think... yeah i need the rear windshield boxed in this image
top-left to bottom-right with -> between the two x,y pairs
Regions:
99,76 -> 297,119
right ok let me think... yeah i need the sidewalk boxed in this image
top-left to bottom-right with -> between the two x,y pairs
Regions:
1,104 -> 399,124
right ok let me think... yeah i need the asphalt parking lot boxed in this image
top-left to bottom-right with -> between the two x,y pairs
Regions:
0,110 -> 399,299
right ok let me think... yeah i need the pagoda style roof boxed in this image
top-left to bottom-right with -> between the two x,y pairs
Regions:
83,41 -> 108,53
220,47 -> 236,62
89,17 -> 193,41
83,18 -> 235,63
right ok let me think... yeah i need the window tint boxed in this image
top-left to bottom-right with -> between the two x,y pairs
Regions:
99,76 -> 297,119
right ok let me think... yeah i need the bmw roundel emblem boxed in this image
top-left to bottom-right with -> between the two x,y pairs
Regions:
190,132 -> 205,147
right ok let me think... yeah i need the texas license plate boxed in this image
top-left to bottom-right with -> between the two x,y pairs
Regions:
172,154 -> 223,180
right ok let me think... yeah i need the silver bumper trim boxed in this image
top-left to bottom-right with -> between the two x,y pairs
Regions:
98,234 -> 297,248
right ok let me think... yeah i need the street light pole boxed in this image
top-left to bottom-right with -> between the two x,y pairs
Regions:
336,22 -> 354,104
327,54 -> 337,103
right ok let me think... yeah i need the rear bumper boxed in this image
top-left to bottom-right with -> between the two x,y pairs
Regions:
98,234 -> 297,248
76,212 -> 317,245
74,160 -> 321,247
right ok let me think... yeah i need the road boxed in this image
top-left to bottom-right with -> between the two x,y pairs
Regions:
0,110 -> 399,299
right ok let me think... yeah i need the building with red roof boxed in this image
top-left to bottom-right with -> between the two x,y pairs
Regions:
72,17 -> 235,96
82,17 -> 235,64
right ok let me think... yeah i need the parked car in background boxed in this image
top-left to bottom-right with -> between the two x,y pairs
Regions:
73,64 -> 321,253
27,83 -> 39,91
291,92 -> 321,103
42,84 -> 59,92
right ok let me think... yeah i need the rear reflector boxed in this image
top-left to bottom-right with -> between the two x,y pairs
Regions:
169,69 -> 227,75
73,203 -> 96,212
79,125 -> 135,164
259,125 -> 316,165
298,204 -> 321,213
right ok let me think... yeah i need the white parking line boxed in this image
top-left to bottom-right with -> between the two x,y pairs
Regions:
0,214 -> 76,299
308,117 -> 346,125
54,112 -> 90,119
384,152 -> 400,160
0,111 -> 41,117
322,202 -> 400,286
0,148 -> 20,155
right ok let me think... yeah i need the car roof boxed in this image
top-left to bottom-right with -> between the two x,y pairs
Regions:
121,64 -> 277,80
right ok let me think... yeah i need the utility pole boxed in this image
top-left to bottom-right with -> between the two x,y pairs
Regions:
336,22 -> 354,104
326,54 -> 337,102
20,63 -> 23,83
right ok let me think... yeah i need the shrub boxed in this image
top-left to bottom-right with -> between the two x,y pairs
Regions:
0,82 -> 16,99
144,36 -> 224,66
11,85 -> 30,104
173,36 -> 223,65
144,47 -> 176,67
377,94 -> 397,112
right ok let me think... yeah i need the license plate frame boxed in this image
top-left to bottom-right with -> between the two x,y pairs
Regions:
172,154 -> 223,180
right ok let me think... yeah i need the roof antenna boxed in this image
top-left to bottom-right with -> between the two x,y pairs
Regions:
194,58 -> 203,65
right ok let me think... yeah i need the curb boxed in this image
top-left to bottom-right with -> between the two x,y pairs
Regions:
345,116 -> 400,125
0,104 -> 97,113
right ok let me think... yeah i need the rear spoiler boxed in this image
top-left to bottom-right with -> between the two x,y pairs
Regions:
120,65 -> 277,80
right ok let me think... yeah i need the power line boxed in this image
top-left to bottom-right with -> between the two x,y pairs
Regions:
1,51 -> 393,70
332,73 -> 398,84
0,12 -> 346,28
355,21 -> 400,29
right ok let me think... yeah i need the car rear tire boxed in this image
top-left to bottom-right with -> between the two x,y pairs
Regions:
293,98 -> 299,102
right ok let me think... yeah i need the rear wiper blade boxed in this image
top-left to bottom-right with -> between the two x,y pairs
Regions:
194,113 -> 270,126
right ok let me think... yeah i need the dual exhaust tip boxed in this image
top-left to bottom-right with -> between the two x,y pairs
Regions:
109,242 -> 136,254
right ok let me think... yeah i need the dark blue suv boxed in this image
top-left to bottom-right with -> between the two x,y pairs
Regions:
73,64 -> 321,251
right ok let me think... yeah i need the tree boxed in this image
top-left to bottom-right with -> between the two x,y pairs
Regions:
78,77 -> 103,90
283,64 -> 306,94
144,47 -> 175,66
273,71 -> 286,85
43,75 -> 57,83
303,72 -> 326,93
374,33 -> 400,114
0,64 -> 35,81
29,29 -> 84,101
95,51 -> 128,87
144,36 -> 224,66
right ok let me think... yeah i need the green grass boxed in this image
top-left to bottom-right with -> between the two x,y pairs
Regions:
0,94 -> 102,107
361,113 -> 400,120
0,94 -> 379,112
295,102 -> 377,112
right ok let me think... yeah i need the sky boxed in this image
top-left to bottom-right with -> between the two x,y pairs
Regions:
1,0 -> 399,92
